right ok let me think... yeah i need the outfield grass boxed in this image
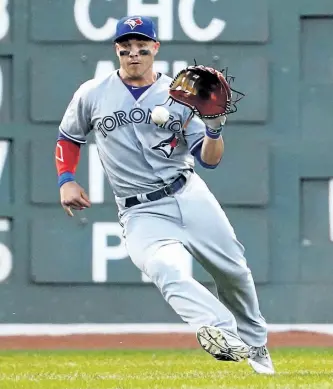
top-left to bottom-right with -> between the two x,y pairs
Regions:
0,348 -> 332,389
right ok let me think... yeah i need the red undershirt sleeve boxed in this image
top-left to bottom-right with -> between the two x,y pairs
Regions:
55,139 -> 81,187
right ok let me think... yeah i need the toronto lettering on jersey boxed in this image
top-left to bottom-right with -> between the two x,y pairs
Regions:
97,108 -> 182,138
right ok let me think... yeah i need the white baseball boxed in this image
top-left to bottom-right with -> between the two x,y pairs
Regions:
151,106 -> 170,125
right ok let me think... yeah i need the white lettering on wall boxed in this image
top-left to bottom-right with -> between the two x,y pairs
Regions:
173,61 -> 188,77
0,0 -> 10,40
154,61 -> 170,75
328,179 -> 333,241
0,141 -> 9,182
94,60 -> 188,79
178,0 -> 226,41
94,61 -> 115,80
74,0 -> 226,42
0,66 -> 3,110
0,219 -> 12,283
92,222 -> 128,282
127,0 -> 173,40
88,143 -> 105,204
154,61 -> 189,77
74,0 -> 118,41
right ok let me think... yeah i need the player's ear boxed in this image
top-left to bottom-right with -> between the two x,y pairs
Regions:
153,41 -> 160,55
114,43 -> 121,56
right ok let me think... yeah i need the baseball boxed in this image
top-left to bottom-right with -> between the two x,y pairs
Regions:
151,106 -> 170,125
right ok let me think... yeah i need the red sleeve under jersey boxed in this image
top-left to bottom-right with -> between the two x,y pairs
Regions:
55,139 -> 80,176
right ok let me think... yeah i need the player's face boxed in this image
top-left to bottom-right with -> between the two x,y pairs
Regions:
115,39 -> 160,80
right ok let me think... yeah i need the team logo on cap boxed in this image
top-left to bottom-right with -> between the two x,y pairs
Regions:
124,17 -> 143,30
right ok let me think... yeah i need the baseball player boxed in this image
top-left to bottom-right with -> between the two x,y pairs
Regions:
55,15 -> 274,374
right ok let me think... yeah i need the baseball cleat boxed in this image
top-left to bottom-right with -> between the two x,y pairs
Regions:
248,345 -> 275,374
196,325 -> 250,362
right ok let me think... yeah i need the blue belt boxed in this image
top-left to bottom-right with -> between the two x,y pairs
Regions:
125,174 -> 189,208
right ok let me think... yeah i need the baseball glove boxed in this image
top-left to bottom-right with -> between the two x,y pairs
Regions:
168,65 -> 244,129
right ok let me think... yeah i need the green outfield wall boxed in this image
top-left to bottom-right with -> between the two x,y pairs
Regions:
0,0 -> 333,324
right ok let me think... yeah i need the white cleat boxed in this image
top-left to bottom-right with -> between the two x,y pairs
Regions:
196,325 -> 250,362
248,345 -> 275,374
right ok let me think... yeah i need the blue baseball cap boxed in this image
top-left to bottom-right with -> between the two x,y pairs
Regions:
114,16 -> 157,42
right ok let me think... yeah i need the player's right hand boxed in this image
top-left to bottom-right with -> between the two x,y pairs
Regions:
60,181 -> 91,217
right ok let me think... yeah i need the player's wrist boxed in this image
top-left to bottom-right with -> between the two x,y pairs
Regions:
205,125 -> 224,139
58,172 -> 75,188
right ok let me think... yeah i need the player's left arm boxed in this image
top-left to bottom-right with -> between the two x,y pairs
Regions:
200,124 -> 225,166
183,109 -> 224,169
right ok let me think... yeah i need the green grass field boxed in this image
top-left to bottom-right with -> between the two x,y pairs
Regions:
0,348 -> 332,389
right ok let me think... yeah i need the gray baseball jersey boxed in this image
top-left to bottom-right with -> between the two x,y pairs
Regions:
59,70 -> 205,200
59,70 -> 267,349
